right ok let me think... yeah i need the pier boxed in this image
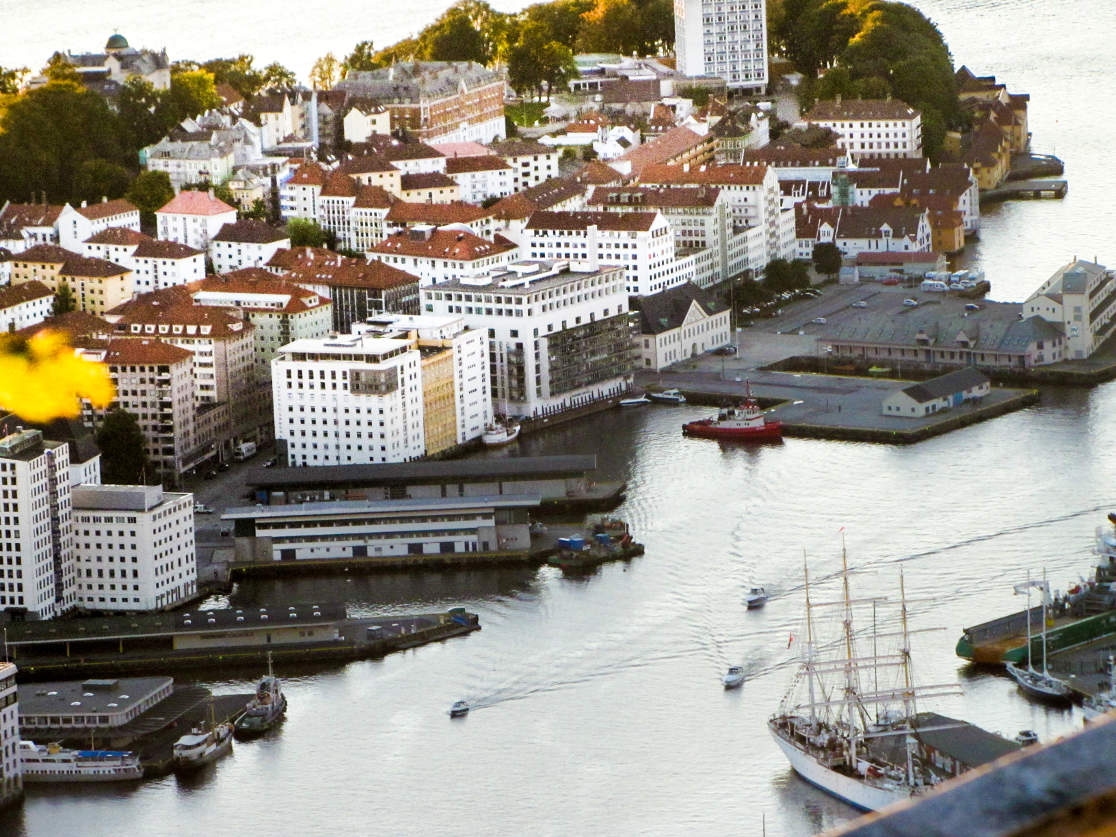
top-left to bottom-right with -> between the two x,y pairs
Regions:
982,178 -> 1068,202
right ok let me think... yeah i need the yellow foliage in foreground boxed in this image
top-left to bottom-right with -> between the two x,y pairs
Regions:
0,331 -> 115,423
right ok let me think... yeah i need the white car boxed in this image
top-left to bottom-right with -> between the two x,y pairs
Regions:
194,503 -> 213,514
903,299 -> 919,307
812,317 -> 827,324
851,301 -> 868,309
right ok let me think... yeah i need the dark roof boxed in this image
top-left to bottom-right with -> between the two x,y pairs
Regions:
246,455 -> 598,490
805,98 -> 921,121
0,280 -> 53,307
400,172 -> 457,191
638,283 -> 723,334
212,219 -> 290,244
13,415 -> 100,465
900,368 -> 989,403
910,712 -> 1020,767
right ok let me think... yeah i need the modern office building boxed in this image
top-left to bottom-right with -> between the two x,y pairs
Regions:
673,0 -> 769,91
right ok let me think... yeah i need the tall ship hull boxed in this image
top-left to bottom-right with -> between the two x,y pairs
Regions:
768,724 -> 914,811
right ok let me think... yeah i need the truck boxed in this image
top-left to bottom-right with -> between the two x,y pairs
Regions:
233,441 -> 257,461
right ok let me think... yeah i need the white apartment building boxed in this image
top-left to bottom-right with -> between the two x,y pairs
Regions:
421,262 -> 633,417
444,155 -> 514,204
71,484 -> 195,612
489,140 -> 561,192
1024,259 -> 1116,360
0,280 -> 53,333
209,220 -> 291,274
279,161 -> 328,221
638,163 -> 795,266
794,203 -> 932,261
142,136 -> 236,192
272,334 -> 426,466
155,191 -> 238,251
637,282 -> 731,370
368,227 -> 520,287
586,185 -> 765,285
353,313 -> 492,451
192,272 -> 334,378
57,199 -> 142,251
83,228 -> 204,294
674,0 -> 769,91
0,429 -> 76,620
801,99 -> 923,159
0,663 -> 19,809
522,211 -> 691,297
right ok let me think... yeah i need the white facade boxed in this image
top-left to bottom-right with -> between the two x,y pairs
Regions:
368,228 -> 520,287
343,107 -> 392,143
445,160 -> 514,205
272,335 -> 426,466
522,211 -> 691,297
209,234 -> 291,274
71,484 -> 197,612
639,296 -> 732,371
494,144 -> 561,192
0,663 -> 20,808
155,195 -> 238,251
802,102 -> 923,159
674,0 -> 769,90
83,234 -> 205,295
1024,259 -> 1116,360
422,262 -> 633,417
0,281 -> 53,333
143,141 -> 236,192
57,201 -> 142,252
0,429 -> 76,620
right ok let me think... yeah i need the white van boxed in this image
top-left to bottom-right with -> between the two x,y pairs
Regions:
233,441 -> 257,461
920,280 -> 948,292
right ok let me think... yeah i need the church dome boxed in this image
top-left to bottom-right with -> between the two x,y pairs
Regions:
105,33 -> 129,51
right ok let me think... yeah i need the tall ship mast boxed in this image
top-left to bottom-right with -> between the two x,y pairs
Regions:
768,541 -> 966,811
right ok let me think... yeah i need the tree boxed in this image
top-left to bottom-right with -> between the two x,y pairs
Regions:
126,170 -> 175,227
168,69 -> 221,120
116,77 -> 171,152
202,55 -> 264,98
576,0 -> 643,54
524,0 -> 595,49
679,85 -> 711,108
287,218 -> 327,247
52,282 -> 76,316
261,62 -> 296,89
812,242 -> 842,279
0,66 -> 29,95
96,409 -> 151,485
241,197 -> 271,220
762,258 -> 810,292
633,0 -> 675,53
309,54 -> 341,90
342,41 -> 379,77
0,81 -> 127,203
73,159 -> 132,205
422,7 -> 490,63
43,53 -> 82,84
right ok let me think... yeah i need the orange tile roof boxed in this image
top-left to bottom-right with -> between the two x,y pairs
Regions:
369,229 -> 516,261
104,337 -> 194,366
157,190 -> 237,216
287,161 -> 329,187
805,99 -> 921,121
639,163 -> 770,186
384,201 -> 491,226
75,198 -> 139,221
17,310 -> 114,340
196,271 -> 331,313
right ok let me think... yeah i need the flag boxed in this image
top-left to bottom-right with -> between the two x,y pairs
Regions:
788,632 -> 795,648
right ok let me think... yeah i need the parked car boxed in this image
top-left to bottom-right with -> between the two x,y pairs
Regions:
851,301 -> 868,309
881,277 -> 902,286
262,458 -> 277,468
902,299 -> 919,307
812,317 -> 827,324
965,303 -> 982,311
194,503 -> 213,514
218,462 -> 230,471
712,345 -> 737,356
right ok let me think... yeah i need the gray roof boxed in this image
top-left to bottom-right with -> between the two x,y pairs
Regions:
910,711 -> 1020,767
19,676 -> 172,718
337,61 -> 501,103
247,455 -> 598,489
638,283 -> 723,335
900,368 -> 989,404
223,495 -> 542,520
1033,258 -> 1109,297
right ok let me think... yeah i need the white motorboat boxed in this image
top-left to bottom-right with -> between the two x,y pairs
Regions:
482,419 -> 520,446
1014,729 -> 1040,746
173,722 -> 233,771
619,396 -> 650,406
449,700 -> 470,718
647,388 -> 686,404
1007,570 -> 1072,704
19,741 -> 143,783
746,587 -> 768,609
723,666 -> 746,689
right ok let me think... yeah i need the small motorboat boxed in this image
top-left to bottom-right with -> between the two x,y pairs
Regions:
1014,729 -> 1039,746
619,396 -> 650,406
482,419 -> 520,446
746,587 -> 768,609
648,388 -> 686,404
449,700 -> 470,718
723,666 -> 746,689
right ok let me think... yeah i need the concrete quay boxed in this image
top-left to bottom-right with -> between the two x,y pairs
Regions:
982,178 -> 1067,203
1048,634 -> 1116,699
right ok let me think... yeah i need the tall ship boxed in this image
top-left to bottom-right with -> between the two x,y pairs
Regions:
956,513 -> 1116,664
235,656 -> 287,739
770,546 -> 974,811
19,741 -> 143,783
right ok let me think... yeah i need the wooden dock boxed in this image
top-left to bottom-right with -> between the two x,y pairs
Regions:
983,179 -> 1068,202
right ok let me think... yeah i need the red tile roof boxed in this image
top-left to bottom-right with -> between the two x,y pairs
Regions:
287,161 -> 329,187
445,156 -> 511,174
14,245 -> 129,277
338,154 -> 396,176
587,185 -> 721,209
400,172 -> 457,191
133,239 -> 203,259
354,185 -> 397,210
384,201 -> 491,226
17,310 -> 114,339
615,126 -> 707,176
0,204 -> 64,237
157,191 -> 237,216
193,272 -> 331,313
109,288 -> 250,336
0,279 -> 53,308
75,198 -> 139,221
639,163 -> 770,186
212,219 -> 290,244
104,337 -> 194,366
369,229 -> 516,261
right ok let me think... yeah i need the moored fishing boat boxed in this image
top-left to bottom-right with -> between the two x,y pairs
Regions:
619,396 -> 650,406
19,741 -> 143,783
173,721 -> 233,772
682,383 -> 782,442
235,655 -> 287,739
482,418 -> 520,446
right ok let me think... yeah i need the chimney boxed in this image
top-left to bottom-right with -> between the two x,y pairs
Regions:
81,200 -> 88,208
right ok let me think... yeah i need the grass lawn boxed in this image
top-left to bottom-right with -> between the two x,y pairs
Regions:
507,101 -> 547,127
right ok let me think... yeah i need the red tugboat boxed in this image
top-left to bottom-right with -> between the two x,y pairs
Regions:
682,383 -> 783,442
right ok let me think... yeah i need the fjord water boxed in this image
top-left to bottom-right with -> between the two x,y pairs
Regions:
4,1 -> 1116,834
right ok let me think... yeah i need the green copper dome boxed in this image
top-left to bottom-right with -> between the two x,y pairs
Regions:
105,33 -> 129,51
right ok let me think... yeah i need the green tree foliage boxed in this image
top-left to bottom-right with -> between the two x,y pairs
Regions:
202,55 -> 264,98
422,7 -> 491,63
0,81 -> 128,203
286,218 -> 328,247
576,0 -> 643,55
343,41 -> 379,76
184,181 -> 236,207
261,62 -> 297,90
73,159 -> 132,205
43,53 -> 82,84
241,197 -> 271,220
52,281 -> 77,316
310,54 -> 341,90
762,259 -> 810,292
508,23 -> 578,100
126,170 -> 175,226
168,69 -> 221,120
522,0 -> 595,49
0,66 -> 29,95
116,77 -> 170,151
632,0 -> 675,53
811,242 -> 842,278
96,409 -> 152,485
679,85 -> 711,108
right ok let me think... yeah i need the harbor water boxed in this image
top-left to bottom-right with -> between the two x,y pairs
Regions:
2,0 -> 1116,834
